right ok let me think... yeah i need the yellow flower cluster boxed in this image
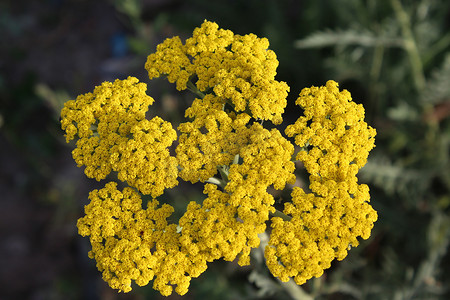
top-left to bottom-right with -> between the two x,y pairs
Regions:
265,80 -> 377,284
77,182 -> 208,296
61,21 -> 377,296
179,183 -> 261,266
77,182 -> 174,292
109,117 -> 178,198
60,76 -> 178,198
145,20 -> 289,124
285,80 -> 376,180
224,123 -> 296,238
61,77 -> 153,180
176,94 -> 251,183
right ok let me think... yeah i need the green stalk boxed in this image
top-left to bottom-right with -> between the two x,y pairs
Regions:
391,0 -> 426,91
206,176 -> 227,189
422,32 -> 450,68
270,209 -> 292,221
186,80 -> 206,99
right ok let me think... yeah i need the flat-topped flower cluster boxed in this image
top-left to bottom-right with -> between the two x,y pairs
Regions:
61,20 -> 377,296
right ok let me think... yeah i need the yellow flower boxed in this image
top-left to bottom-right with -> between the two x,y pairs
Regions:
225,123 -> 296,229
145,36 -> 193,91
145,20 -> 289,124
266,80 -> 377,285
78,182 -> 210,296
285,80 -> 376,181
77,182 -> 175,293
60,76 -> 178,197
176,97 -> 251,183
227,123 -> 296,192
61,76 -> 153,180
179,184 -> 260,266
265,185 -> 377,285
110,117 -> 178,198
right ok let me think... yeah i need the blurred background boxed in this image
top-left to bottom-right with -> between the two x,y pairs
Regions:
1,0 -> 449,299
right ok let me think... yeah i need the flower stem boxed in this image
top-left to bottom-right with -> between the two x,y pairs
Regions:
206,176 -> 227,189
186,80 -> 206,98
270,209 -> 292,221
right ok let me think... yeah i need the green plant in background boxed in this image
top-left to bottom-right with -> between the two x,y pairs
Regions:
60,21 -> 377,297
295,0 -> 449,203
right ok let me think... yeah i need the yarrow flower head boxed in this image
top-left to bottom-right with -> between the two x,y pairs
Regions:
61,20 -> 377,296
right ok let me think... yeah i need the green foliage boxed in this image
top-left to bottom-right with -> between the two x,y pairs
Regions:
423,53 -> 450,104
294,28 -> 403,49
